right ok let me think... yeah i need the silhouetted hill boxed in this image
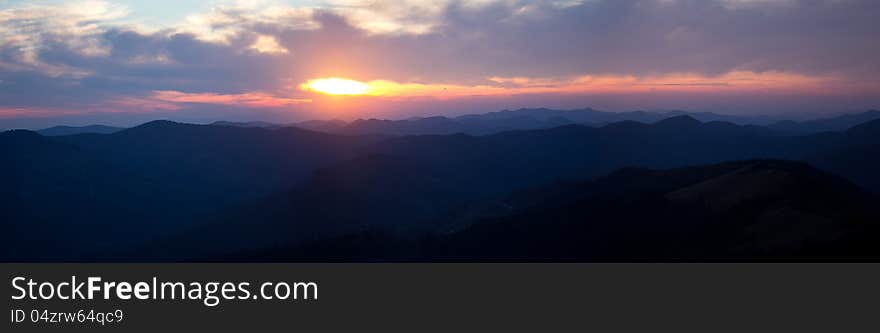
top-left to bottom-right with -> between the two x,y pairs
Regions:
653,114 -> 702,128
230,160 -> 880,261
288,108 -> 795,137
138,153 -> 490,260
1,122 -> 382,260
844,119 -> 880,142
471,108 -> 660,124
1,129 -> 51,151
454,108 -> 781,126
1,129 -> 130,259
367,115 -> 791,188
37,125 -> 124,136
59,121 -> 380,200
295,115 -> 574,136
292,119 -> 348,133
804,119 -> 880,192
427,160 -> 880,261
211,120 -> 282,128
367,115 -> 880,193
284,109 -> 877,136
345,117 -> 466,135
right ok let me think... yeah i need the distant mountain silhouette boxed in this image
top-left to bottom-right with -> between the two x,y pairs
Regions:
291,114 -> 574,136
57,121 -> 379,202
285,108 -> 781,136
26,109 -> 878,138
365,115 -> 792,188
284,108 -> 879,137
455,107 -> 784,126
210,120 -> 283,128
292,119 -> 348,133
346,117 -> 468,135
768,110 -> 880,134
37,125 -> 123,136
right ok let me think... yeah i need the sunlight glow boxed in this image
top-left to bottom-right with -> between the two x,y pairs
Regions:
296,71 -> 860,102
302,78 -> 369,95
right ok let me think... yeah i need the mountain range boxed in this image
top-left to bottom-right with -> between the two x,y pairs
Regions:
4,112 -> 880,261
283,109 -> 880,136
37,108 -> 878,137
36,125 -> 124,136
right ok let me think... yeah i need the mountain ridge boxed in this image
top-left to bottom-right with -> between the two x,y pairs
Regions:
4,114 -> 880,261
19,108 -> 880,137
36,124 -> 124,136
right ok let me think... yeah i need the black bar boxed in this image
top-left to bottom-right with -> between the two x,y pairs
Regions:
3,264 -> 879,332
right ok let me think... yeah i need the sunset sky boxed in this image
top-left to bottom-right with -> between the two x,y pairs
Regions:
1,0 -> 879,128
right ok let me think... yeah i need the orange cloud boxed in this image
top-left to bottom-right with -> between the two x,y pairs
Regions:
151,90 -> 311,108
302,71 -> 874,100
0,107 -> 84,118
109,96 -> 183,112
1,91 -> 313,119
0,98 -> 185,118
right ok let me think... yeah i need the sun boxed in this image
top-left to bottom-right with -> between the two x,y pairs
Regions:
302,78 -> 369,95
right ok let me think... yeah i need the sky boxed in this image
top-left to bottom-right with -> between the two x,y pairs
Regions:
1,0 -> 879,129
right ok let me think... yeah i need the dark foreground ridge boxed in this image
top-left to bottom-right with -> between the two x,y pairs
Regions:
230,160 -> 880,262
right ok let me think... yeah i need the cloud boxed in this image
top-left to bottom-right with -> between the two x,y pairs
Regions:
301,70 -> 859,99
175,3 -> 318,43
6,0 -> 880,81
150,90 -> 311,108
249,35 -> 289,54
718,0 -> 797,10
0,107 -> 75,119
1,0 -> 879,126
0,0 -> 129,77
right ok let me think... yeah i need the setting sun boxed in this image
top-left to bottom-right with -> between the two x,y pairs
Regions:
302,78 -> 369,95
